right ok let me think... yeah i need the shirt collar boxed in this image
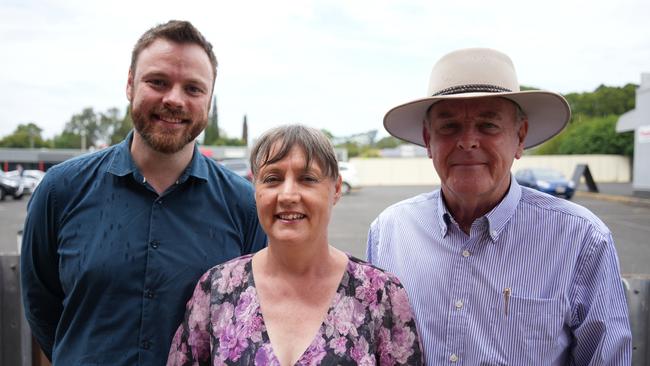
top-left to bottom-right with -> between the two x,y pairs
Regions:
107,130 -> 209,182
483,175 -> 522,241
435,175 -> 522,241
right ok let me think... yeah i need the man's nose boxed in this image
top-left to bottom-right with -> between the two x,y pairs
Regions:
457,128 -> 479,150
162,85 -> 184,110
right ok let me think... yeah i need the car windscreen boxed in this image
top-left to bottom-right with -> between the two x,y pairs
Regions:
534,169 -> 565,180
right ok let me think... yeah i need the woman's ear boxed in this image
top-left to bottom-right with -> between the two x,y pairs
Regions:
333,175 -> 343,204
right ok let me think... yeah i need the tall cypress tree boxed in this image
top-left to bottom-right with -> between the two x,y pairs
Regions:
242,114 -> 248,146
204,95 -> 219,144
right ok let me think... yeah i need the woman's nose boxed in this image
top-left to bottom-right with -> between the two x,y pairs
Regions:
278,180 -> 299,203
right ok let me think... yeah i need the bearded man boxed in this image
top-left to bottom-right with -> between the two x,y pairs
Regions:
21,20 -> 266,365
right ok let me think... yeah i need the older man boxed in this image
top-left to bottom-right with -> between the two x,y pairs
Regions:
21,21 -> 266,365
367,48 -> 631,364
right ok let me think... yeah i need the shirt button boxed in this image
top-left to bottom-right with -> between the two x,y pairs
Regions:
455,300 -> 464,309
450,353 -> 459,362
141,340 -> 150,350
150,240 -> 159,249
491,230 -> 497,236
145,289 -> 154,299
462,250 -> 471,257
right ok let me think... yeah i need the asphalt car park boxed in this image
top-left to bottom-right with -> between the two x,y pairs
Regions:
2,186 -> 649,275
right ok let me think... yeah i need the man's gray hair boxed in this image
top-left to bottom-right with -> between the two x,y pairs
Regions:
249,125 -> 339,181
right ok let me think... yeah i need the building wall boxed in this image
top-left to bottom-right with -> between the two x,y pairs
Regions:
633,80 -> 650,192
635,127 -> 650,191
350,155 -> 631,186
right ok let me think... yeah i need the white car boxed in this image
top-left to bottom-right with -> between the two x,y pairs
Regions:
4,169 -> 46,194
338,162 -> 360,195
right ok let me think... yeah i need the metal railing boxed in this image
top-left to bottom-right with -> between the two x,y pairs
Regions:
624,275 -> 650,365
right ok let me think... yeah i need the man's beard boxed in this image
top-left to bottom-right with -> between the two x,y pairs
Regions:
131,104 -> 207,154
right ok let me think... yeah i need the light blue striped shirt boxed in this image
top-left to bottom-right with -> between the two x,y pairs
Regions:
367,178 -> 631,365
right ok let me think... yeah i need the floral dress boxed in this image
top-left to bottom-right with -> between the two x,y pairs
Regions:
167,254 -> 423,365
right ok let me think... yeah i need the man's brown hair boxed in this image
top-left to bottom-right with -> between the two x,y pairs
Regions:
130,20 -> 218,81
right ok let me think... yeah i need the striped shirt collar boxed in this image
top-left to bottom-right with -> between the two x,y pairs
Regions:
436,175 -> 522,241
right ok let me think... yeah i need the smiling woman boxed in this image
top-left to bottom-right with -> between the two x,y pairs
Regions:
167,125 -> 424,365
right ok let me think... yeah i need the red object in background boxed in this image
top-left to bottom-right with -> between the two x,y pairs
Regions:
199,147 -> 213,158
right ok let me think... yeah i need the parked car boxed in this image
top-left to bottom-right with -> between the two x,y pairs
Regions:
515,168 -> 575,199
339,161 -> 360,195
0,171 -> 25,200
218,159 -> 253,181
4,169 -> 45,194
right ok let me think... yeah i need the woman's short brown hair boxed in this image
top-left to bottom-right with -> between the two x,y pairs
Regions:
249,125 -> 339,181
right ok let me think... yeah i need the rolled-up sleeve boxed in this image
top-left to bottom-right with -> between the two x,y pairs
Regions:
20,174 -> 63,360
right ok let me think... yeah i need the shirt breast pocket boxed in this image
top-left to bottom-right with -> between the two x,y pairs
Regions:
491,295 -> 567,362
507,296 -> 563,339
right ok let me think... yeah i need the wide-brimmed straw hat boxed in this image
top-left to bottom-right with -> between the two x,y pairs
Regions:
384,48 -> 571,149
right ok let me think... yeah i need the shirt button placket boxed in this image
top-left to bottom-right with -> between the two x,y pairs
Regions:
141,340 -> 151,350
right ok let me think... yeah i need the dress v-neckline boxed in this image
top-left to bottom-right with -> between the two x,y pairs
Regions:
248,255 -> 351,366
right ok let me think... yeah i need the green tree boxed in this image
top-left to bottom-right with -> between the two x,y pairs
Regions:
213,136 -> 246,146
61,107 -> 99,149
0,123 -> 49,148
337,141 -> 361,158
320,129 -> 334,140
533,115 -> 633,156
242,114 -> 248,145
533,83 -> 636,156
375,136 -> 402,149
565,84 -> 636,119
109,106 -> 133,145
52,131 -> 82,149
204,95 -> 220,144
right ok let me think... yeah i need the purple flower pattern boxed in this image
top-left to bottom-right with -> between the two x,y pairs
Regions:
167,254 -> 423,365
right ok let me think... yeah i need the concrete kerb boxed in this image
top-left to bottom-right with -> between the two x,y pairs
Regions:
575,191 -> 650,208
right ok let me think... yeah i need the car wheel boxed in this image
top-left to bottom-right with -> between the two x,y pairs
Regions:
341,182 -> 351,195
0,189 -> 5,201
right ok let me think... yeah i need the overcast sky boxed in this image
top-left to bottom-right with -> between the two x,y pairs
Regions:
2,0 -> 649,142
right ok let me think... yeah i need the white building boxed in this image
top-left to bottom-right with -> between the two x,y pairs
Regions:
617,73 -> 650,197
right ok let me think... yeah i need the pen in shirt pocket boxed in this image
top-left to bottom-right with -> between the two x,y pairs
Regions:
503,287 -> 511,317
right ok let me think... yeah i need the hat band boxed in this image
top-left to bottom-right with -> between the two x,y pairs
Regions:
433,84 -> 512,96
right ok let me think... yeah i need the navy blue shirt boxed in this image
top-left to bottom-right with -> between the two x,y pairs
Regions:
21,132 -> 267,365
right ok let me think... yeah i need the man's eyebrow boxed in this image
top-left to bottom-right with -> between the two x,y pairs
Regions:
478,111 -> 500,119
140,71 -> 209,87
434,111 -> 455,119
138,71 -> 161,79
